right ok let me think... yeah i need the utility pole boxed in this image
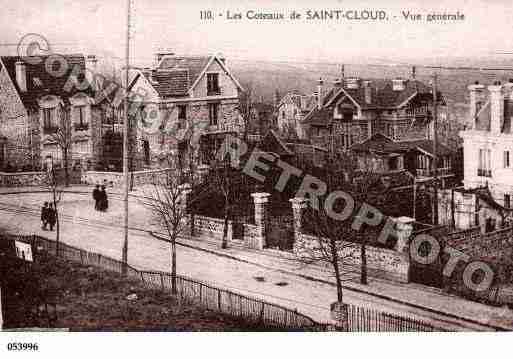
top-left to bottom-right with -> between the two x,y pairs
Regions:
122,0 -> 131,274
432,72 -> 439,225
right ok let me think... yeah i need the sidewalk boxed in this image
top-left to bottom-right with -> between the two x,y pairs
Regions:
168,232 -> 513,331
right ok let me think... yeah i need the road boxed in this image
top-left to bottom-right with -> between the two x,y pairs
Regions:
0,191 -> 509,331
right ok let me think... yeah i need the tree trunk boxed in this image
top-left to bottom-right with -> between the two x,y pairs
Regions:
222,200 -> 229,249
64,149 -> 70,187
171,238 -> 177,295
360,241 -> 368,285
330,239 -> 343,302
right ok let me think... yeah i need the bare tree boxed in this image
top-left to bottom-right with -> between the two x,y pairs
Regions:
49,106 -> 72,187
237,81 -> 254,141
141,162 -> 205,294
207,159 -> 235,249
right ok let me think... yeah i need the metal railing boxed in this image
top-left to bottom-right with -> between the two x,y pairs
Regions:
2,234 -> 447,332
11,234 -> 324,331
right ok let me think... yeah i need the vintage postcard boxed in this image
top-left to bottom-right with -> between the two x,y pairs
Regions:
0,0 -> 512,357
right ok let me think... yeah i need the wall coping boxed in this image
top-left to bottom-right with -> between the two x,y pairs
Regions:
0,171 -> 45,176
251,192 -> 270,203
84,168 -> 174,176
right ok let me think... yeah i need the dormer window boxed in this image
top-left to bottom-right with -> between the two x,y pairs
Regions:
207,73 -> 220,96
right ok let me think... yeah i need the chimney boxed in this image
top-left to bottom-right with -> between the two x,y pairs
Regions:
154,49 -> 174,68
317,78 -> 323,109
468,82 -> 486,129
392,78 -> 406,91
341,64 -> 345,79
346,77 -> 360,89
504,79 -> 513,100
411,66 -> 416,80
363,80 -> 372,104
86,55 -> 98,90
488,82 -> 504,134
15,61 -> 27,92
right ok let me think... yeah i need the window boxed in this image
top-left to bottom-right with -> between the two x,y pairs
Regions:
478,148 -> 492,177
207,73 -> 220,95
208,102 -> 219,125
74,105 -> 88,130
142,140 -> 150,165
505,194 -> 511,209
177,105 -> 187,129
505,150 -> 510,168
43,107 -> 57,133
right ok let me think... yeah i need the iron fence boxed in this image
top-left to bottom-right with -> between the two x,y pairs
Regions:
10,234 -> 323,331
346,305 -> 440,332
2,234 -> 448,331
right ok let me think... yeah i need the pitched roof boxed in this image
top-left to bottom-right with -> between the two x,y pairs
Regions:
351,133 -> 452,157
158,56 -> 210,86
303,78 -> 440,126
0,54 -> 93,109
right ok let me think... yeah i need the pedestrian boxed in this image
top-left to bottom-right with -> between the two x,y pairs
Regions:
93,184 -> 101,211
41,202 -> 49,230
48,203 -> 57,231
99,185 -> 108,212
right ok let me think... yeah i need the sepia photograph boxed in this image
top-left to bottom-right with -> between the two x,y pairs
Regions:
1,0 -> 513,357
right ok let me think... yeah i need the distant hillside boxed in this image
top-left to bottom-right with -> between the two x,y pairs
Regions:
229,58 -> 513,105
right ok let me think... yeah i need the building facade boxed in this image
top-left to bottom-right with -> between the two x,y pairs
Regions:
460,81 -> 513,209
301,77 -> 441,153
127,53 -> 244,169
275,91 -> 315,139
0,54 -> 103,172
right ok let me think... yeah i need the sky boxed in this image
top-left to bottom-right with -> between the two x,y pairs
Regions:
1,0 -> 513,66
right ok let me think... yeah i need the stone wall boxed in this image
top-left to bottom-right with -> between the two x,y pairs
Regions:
81,168 -> 175,187
446,226 -> 513,259
192,214 -> 233,243
294,232 -> 410,283
0,171 -> 46,187
0,65 -> 32,168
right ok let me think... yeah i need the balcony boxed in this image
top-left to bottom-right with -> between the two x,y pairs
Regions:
73,123 -> 89,132
207,87 -> 221,96
43,126 -> 59,135
477,168 -> 492,178
416,167 -> 453,177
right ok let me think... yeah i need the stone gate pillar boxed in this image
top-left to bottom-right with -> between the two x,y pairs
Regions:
290,197 -> 308,244
250,192 -> 270,250
394,216 -> 415,252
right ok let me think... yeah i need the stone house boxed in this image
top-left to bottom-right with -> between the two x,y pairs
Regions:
301,77 -> 443,153
351,133 -> 455,186
0,54 -> 119,172
442,80 -> 513,231
275,91 -> 315,139
127,53 -> 244,169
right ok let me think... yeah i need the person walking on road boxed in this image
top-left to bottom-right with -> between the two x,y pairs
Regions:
99,185 -> 108,212
93,184 -> 101,211
41,202 -> 49,230
47,203 -> 57,231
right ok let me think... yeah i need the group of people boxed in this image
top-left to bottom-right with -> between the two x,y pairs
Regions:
93,185 -> 109,212
41,202 -> 57,231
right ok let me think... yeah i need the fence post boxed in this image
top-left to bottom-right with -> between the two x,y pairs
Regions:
289,198 -> 307,251
218,290 -> 222,311
250,192 -> 270,250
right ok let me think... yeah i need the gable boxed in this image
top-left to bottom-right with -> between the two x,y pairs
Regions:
190,58 -> 240,98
